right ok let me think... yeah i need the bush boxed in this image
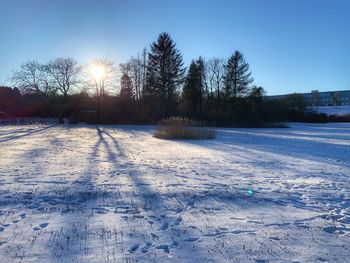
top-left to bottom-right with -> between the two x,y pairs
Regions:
329,114 -> 350,122
154,117 -> 216,140
303,113 -> 328,123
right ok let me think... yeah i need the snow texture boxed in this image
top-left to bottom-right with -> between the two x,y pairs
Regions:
0,123 -> 349,262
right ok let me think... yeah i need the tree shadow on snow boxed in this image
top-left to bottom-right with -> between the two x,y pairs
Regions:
182,128 -> 350,169
0,126 -> 52,143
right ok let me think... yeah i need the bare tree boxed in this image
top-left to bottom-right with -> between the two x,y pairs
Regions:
141,47 -> 148,97
205,58 -> 225,114
206,58 -> 225,98
48,57 -> 80,97
91,59 -> 117,95
86,59 -> 117,123
10,60 -> 54,95
46,57 -> 80,123
119,48 -> 148,100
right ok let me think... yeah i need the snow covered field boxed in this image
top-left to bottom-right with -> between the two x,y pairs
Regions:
0,123 -> 349,263
308,106 -> 350,116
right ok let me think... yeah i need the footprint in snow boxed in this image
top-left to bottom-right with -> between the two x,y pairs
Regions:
40,223 -> 48,228
140,242 -> 153,253
128,243 -> 139,253
155,244 -> 170,254
322,225 -> 337,234
173,217 -> 182,225
187,200 -> 195,207
93,207 -> 108,214
159,222 -> 169,231
203,232 -> 227,238
0,227 -> 4,232
316,257 -> 327,262
151,233 -> 159,240
184,237 -> 200,242
20,214 -> 26,219
175,207 -> 183,213
170,240 -> 179,247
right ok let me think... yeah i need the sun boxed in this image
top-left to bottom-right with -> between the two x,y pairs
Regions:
88,62 -> 106,82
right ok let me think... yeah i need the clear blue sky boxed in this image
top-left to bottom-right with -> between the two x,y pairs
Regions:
0,0 -> 349,95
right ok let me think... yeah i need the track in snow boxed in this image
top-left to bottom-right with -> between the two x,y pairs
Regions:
0,123 -> 349,262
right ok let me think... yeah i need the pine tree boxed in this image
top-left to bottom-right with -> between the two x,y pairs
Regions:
145,32 -> 185,118
223,51 -> 253,122
196,57 -> 205,117
120,73 -> 134,99
248,86 -> 266,119
182,58 -> 205,119
224,51 -> 253,100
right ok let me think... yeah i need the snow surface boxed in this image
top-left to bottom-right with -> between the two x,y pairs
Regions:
308,106 -> 350,116
0,123 -> 349,262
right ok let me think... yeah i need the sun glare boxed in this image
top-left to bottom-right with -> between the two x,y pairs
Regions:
89,63 -> 106,82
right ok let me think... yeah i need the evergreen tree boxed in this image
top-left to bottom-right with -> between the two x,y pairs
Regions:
223,51 -> 253,122
145,32 -> 185,118
224,51 -> 253,100
196,57 -> 205,117
182,58 -> 205,119
120,73 -> 134,98
248,86 -> 266,123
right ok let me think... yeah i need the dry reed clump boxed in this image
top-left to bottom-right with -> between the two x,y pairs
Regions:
154,117 -> 216,140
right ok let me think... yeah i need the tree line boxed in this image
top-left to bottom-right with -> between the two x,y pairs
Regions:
1,32 -> 308,126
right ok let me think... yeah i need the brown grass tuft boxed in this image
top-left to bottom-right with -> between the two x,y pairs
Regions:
154,117 -> 216,140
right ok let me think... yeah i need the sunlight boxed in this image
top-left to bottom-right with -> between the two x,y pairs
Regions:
88,62 -> 106,82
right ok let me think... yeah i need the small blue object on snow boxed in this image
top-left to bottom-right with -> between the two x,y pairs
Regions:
247,189 -> 254,196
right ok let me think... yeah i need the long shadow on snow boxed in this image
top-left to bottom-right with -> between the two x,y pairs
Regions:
0,126 -> 52,143
58,126 -> 350,261
0,126 -> 42,136
2,125 -> 345,261
217,128 -> 350,143
11,126 -> 117,261
168,130 -> 350,214
39,126 -> 202,262
191,128 -> 350,169
96,127 -> 220,261
96,127 -> 341,261
0,126 -> 106,261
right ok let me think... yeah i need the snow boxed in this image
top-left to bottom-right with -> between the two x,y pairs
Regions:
308,106 -> 350,116
0,123 -> 349,262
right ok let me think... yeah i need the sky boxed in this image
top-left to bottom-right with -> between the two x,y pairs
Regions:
0,0 -> 349,95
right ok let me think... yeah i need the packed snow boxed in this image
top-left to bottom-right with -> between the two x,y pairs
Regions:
0,123 -> 349,262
